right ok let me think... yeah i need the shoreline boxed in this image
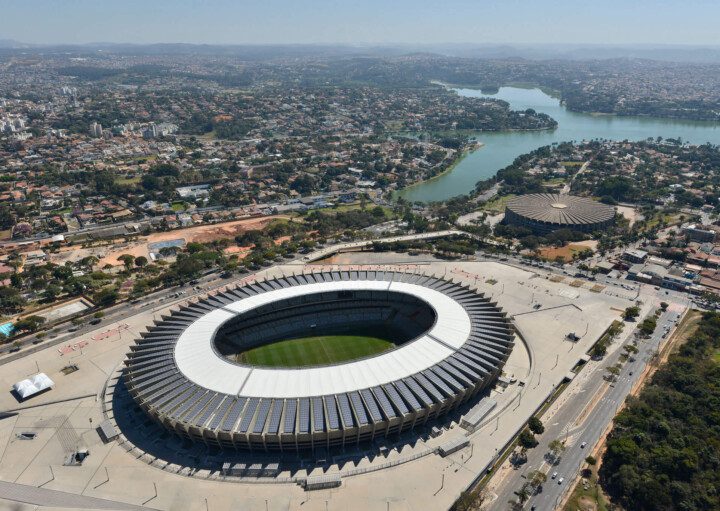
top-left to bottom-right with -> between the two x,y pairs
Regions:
433,80 -> 563,101
395,141 -> 484,197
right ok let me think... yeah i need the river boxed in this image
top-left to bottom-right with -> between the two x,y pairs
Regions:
398,86 -> 720,202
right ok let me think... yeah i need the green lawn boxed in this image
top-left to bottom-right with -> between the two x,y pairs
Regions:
481,193 -> 516,214
114,176 -> 141,185
237,335 -> 394,367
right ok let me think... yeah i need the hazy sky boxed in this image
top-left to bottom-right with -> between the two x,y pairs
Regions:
4,0 -> 720,46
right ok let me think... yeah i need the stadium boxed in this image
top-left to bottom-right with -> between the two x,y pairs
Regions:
123,270 -> 514,453
504,193 -> 615,235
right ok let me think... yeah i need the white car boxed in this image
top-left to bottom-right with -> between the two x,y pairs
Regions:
580,442 -> 587,448
551,472 -> 558,479
558,477 -> 564,484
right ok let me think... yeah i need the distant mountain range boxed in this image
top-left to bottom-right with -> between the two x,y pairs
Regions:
1,39 -> 720,63
0,39 -> 31,49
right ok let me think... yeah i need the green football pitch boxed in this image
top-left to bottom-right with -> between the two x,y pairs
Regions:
236,335 -> 395,368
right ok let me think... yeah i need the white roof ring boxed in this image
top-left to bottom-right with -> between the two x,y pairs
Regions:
174,280 -> 471,398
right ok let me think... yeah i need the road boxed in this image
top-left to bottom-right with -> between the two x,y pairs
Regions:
487,308 -> 682,511
560,161 -> 590,195
301,229 -> 491,262
0,270 -> 233,360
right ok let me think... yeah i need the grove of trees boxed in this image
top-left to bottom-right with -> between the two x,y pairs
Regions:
599,312 -> 720,511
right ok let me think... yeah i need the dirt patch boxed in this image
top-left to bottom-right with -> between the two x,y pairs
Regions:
577,496 -> 598,511
616,205 -> 640,227
147,216 -> 283,245
538,242 -> 595,262
91,216 -> 286,267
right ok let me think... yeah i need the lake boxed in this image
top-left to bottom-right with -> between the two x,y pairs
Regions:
398,86 -> 720,202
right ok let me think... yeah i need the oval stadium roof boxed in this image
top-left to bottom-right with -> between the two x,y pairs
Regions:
506,193 -> 615,226
122,270 -> 515,451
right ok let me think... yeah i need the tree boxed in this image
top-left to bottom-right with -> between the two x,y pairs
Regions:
607,321 -> 624,339
510,448 -> 528,467
118,254 -> 135,270
528,416 -> 545,435
606,365 -> 621,376
186,242 -> 205,253
623,306 -> 640,321
528,470 -> 547,492
0,286 -> 26,313
506,501 -> 524,511
548,439 -> 566,463
93,287 -> 119,307
290,174 -> 316,195
451,489 -> 485,511
516,483 -> 531,503
591,342 -> 608,358
518,428 -> 538,449
79,255 -> 99,269
623,344 -> 639,355
639,316 -> 657,336
14,315 -> 46,333
585,455 -> 597,466
134,256 -> 148,268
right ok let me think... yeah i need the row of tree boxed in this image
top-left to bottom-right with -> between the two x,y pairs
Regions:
599,311 -> 720,510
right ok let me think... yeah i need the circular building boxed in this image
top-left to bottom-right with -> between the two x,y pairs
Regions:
123,270 -> 514,453
504,193 -> 615,235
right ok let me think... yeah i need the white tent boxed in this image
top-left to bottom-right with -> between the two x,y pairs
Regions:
12,373 -> 54,399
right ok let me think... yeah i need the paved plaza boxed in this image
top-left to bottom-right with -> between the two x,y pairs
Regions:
0,258 -> 646,511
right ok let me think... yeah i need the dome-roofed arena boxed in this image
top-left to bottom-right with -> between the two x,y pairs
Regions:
123,270 -> 515,453
504,193 -> 615,235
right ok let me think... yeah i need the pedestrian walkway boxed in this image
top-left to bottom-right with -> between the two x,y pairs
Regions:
0,480 -> 150,510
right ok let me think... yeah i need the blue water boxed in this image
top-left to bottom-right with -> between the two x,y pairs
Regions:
399,87 -> 720,202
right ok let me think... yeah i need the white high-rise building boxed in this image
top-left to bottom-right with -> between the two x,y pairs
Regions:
143,123 -> 158,139
89,122 -> 103,138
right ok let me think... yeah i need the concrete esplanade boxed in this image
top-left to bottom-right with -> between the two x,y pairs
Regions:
504,193 -> 615,235
122,270 -> 514,453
